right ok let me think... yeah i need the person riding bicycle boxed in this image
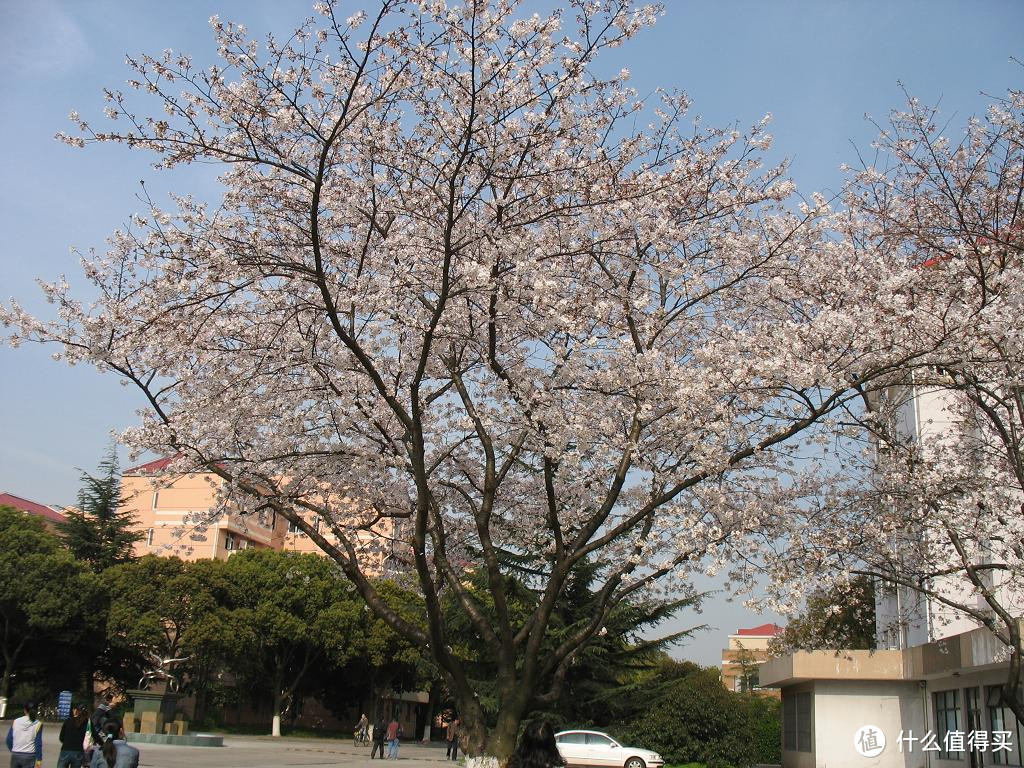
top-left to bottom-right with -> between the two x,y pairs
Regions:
355,714 -> 370,743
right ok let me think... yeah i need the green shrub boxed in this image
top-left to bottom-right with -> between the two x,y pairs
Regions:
617,667 -> 779,768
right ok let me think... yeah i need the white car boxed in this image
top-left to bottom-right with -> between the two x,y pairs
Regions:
555,730 -> 664,768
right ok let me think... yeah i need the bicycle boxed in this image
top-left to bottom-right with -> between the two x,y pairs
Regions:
353,728 -> 370,747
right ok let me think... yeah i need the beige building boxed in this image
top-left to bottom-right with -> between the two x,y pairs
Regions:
721,622 -> 784,696
122,456 -> 400,570
120,456 -> 419,733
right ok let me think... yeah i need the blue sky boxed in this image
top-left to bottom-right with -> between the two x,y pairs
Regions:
0,0 -> 1021,665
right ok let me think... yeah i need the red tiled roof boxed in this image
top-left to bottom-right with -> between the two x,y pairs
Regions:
124,455 -> 181,474
0,492 -> 66,523
735,623 -> 785,637
125,454 -> 227,475
919,254 -> 951,268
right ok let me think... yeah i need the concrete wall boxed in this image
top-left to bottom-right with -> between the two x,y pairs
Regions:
798,680 -> 927,768
761,650 -> 907,688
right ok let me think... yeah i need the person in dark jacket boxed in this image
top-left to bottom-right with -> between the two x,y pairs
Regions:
57,705 -> 90,768
445,718 -> 460,760
88,696 -> 117,745
370,716 -> 388,759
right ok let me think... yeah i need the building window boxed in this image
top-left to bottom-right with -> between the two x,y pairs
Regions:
965,687 -> 982,753
783,691 -> 812,752
288,516 -> 321,536
152,491 -> 159,509
225,532 -> 249,551
147,528 -> 154,546
934,689 -> 962,761
987,686 -> 1024,766
739,670 -> 760,692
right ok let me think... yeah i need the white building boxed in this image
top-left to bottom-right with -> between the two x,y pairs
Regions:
763,381 -> 1024,767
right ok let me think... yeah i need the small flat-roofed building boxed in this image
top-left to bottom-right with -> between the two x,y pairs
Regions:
761,624 -> 1024,768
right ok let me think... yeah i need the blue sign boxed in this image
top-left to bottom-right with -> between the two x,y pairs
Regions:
57,690 -> 73,720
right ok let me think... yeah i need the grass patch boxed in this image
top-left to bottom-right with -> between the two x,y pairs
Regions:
206,723 -> 357,740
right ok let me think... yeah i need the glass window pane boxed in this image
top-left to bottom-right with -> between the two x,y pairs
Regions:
783,695 -> 796,751
796,692 -> 812,752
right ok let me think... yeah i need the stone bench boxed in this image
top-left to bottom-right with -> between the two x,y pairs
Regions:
164,720 -> 188,736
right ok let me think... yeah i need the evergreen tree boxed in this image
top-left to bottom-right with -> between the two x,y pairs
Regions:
58,444 -> 142,572
440,556 -> 701,729
0,506 -> 104,700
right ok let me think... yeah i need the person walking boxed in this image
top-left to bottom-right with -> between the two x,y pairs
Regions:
57,705 -> 89,768
507,721 -> 564,768
88,724 -> 138,768
386,717 -> 401,759
370,716 -> 388,759
445,718 -> 460,760
5,701 -> 43,768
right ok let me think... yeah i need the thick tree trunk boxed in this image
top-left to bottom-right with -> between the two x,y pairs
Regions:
422,683 -> 440,742
1,663 -> 10,702
81,663 -> 94,703
1002,641 -> 1024,727
194,682 -> 207,725
271,685 -> 283,737
486,710 -> 524,765
1,639 -> 24,701
459,697 -> 525,768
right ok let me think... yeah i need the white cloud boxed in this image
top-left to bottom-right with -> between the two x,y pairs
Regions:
0,0 -> 92,77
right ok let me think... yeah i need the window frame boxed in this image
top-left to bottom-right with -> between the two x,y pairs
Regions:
783,690 -> 812,753
933,689 -> 962,761
987,685 -> 1024,767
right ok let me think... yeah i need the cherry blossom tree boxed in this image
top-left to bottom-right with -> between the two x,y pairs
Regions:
1,1 -> 945,759
765,86 -> 1024,723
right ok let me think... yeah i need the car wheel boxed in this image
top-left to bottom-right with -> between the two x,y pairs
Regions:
625,758 -> 646,768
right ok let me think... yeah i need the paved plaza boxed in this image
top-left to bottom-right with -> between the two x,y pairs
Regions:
36,727 -> 458,768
